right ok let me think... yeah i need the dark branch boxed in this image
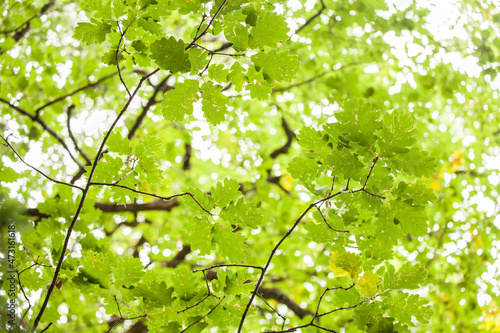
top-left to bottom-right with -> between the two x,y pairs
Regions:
294,0 -> 326,35
166,245 -> 192,268
34,71 -> 118,116
0,97 -> 83,168
1,134 -> 84,191
32,67 -> 160,331
66,105 -> 92,164
259,288 -> 314,319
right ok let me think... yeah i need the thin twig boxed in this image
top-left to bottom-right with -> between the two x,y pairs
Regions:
116,22 -> 131,97
185,0 -> 228,50
193,264 -> 264,273
34,71 -> 118,116
1,134 -> 84,191
295,0 -> 326,34
89,182 -> 213,215
32,67 -> 160,332
0,97 -> 83,168
180,296 -> 225,333
66,105 -> 92,164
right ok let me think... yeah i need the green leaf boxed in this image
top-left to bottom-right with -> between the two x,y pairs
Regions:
252,50 -> 300,82
79,250 -> 113,288
325,149 -> 364,180
150,37 -> 191,73
161,79 -> 199,122
107,131 -> 131,155
329,251 -> 362,278
297,126 -> 330,156
375,206 -> 403,246
390,199 -> 429,237
228,62 -> 247,92
221,198 -> 262,228
384,263 -> 428,290
208,64 -> 230,84
74,21 -> 112,45
187,216 -> 214,255
187,48 -> 209,74
201,82 -> 228,125
325,98 -> 381,155
137,17 -> 163,36
378,111 -> 417,156
81,0 -> 112,19
249,12 -> 289,49
223,11 -> 250,51
357,271 -> 379,296
383,293 -> 433,326
170,266 -> 199,301
211,178 -> 240,208
213,224 -> 248,262
113,256 -> 145,286
288,156 -> 322,182
385,147 -> 436,177
246,69 -> 272,100
134,274 -> 175,309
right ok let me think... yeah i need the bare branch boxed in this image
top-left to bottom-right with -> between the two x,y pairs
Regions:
294,0 -> 326,35
66,105 -> 92,164
32,67 -> 160,331
185,0 -> 228,50
89,182 -> 213,215
1,134 -> 84,191
0,97 -> 83,168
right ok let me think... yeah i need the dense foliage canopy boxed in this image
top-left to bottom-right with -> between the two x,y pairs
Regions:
1,0 -> 500,332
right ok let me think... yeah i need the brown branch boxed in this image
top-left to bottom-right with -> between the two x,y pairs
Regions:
259,287 -> 314,319
270,117 -> 296,159
66,105 -> 92,164
116,22 -> 132,97
294,0 -> 326,35
10,0 -> 55,42
34,71 -> 118,116
89,182 -> 213,215
32,67 -> 160,332
166,245 -> 192,268
0,97 -> 83,168
182,143 -> 192,170
1,134 -> 84,191
127,75 -> 172,140
25,199 -> 180,219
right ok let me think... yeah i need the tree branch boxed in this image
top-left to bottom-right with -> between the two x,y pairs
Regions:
294,0 -> 326,35
1,134 -> 84,191
34,71 -> 118,116
32,67 -> 160,331
0,97 -> 84,168
66,105 -> 92,165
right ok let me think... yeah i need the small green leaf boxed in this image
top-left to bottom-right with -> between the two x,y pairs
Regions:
150,37 -> 191,73
113,256 -> 145,286
213,224 -> 248,262
228,62 -> 247,92
107,131 -> 131,155
161,79 -> 199,122
325,149 -> 364,180
211,178 -> 240,208
329,251 -> 362,278
249,12 -> 289,49
251,50 -> 300,82
170,266 -> 199,301
74,21 -> 111,45
357,271 -> 379,296
201,82 -> 228,125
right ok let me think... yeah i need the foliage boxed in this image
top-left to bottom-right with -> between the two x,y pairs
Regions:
0,0 -> 499,332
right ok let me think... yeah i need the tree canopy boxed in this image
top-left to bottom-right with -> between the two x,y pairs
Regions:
1,0 -> 499,332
